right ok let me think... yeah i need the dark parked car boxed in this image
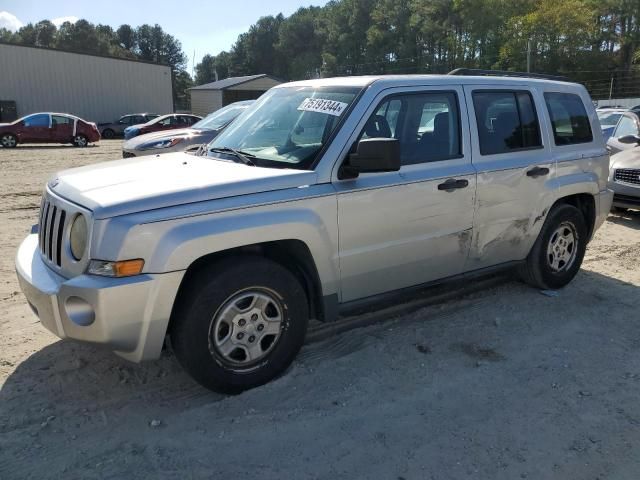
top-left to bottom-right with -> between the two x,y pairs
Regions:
0,112 -> 100,148
123,114 -> 202,140
98,113 -> 159,139
122,101 -> 254,158
606,110 -> 640,155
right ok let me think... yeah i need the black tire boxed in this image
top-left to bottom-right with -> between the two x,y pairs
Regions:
73,134 -> 88,147
612,206 -> 628,214
171,256 -> 309,394
1,133 -> 17,148
102,129 -> 115,139
519,203 -> 588,290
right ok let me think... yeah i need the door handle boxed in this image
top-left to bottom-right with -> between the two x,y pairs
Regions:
437,178 -> 469,191
526,166 -> 550,178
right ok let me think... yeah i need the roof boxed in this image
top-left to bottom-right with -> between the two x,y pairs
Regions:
190,74 -> 282,91
0,41 -> 170,67
279,74 -> 581,90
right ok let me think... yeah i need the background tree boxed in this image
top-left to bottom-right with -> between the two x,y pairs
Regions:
1,2 -> 639,104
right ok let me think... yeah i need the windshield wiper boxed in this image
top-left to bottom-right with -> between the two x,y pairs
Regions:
209,147 -> 256,166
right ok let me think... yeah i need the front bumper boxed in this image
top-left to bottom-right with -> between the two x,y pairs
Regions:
15,234 -> 184,362
608,180 -> 640,209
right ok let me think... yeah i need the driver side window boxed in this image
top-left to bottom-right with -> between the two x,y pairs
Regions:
359,92 -> 461,165
23,114 -> 49,128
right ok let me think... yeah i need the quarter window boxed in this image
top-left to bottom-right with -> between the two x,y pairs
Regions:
472,91 -> 542,155
360,92 -> 461,165
544,92 -> 593,145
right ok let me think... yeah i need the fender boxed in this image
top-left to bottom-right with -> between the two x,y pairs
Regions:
93,192 -> 341,298
548,171 -> 600,199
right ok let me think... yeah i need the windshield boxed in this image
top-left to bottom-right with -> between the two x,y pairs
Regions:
192,102 -> 252,130
207,86 -> 361,169
145,115 -> 169,126
598,112 -> 622,127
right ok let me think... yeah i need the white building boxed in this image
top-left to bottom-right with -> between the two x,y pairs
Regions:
189,74 -> 282,116
0,42 -> 173,123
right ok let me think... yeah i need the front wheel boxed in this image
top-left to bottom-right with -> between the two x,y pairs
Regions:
519,204 -> 588,290
73,134 -> 88,147
171,257 -> 309,394
1,133 -> 17,148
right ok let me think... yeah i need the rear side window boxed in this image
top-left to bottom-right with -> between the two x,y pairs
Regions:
472,91 -> 542,155
544,93 -> 593,145
52,115 -> 72,125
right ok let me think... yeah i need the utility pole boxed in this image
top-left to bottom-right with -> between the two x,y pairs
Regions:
609,76 -> 614,100
527,40 -> 531,73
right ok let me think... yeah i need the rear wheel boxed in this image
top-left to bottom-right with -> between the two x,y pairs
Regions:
1,133 -> 17,148
73,134 -> 88,147
519,204 -> 588,290
171,257 -> 309,394
101,128 -> 115,139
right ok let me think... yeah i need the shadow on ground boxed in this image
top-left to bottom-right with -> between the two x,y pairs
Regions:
607,208 -> 640,230
1,270 -> 640,479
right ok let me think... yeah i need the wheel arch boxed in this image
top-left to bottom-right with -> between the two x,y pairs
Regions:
1,131 -> 18,145
167,239 -> 327,336
552,193 -> 596,241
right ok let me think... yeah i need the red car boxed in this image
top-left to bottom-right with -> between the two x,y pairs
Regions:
123,113 -> 202,139
0,113 -> 101,148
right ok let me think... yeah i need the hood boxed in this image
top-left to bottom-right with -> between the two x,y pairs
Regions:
610,146 -> 640,170
123,128 -> 208,149
50,152 -> 316,219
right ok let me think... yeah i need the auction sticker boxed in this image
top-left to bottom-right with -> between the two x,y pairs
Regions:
297,98 -> 348,117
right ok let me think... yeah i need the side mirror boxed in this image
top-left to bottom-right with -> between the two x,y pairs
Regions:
618,134 -> 640,145
339,138 -> 400,179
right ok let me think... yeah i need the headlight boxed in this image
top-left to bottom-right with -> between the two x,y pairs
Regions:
139,138 -> 183,150
69,214 -> 87,260
88,259 -> 145,277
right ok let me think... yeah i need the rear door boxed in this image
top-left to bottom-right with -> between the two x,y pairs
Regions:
50,115 -> 74,142
19,114 -> 51,143
463,86 -> 556,269
335,86 -> 476,302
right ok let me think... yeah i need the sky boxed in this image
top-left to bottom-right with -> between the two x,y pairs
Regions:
0,0 -> 329,73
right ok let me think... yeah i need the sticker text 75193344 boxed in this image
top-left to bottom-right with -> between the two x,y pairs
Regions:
297,98 -> 348,117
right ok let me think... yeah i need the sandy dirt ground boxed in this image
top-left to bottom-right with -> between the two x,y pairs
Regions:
1,140 -> 640,479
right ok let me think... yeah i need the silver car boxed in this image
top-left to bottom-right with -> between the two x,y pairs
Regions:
121,101 -> 253,158
16,73 -> 612,393
609,134 -> 640,211
98,113 -> 159,139
606,110 -> 640,154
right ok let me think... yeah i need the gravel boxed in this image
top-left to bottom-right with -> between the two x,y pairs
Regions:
1,140 -> 640,479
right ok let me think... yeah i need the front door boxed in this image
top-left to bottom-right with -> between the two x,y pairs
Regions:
607,113 -> 640,154
335,86 -> 476,302
19,113 -> 51,143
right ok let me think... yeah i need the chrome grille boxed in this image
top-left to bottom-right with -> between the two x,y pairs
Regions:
39,198 -> 67,267
614,168 -> 640,186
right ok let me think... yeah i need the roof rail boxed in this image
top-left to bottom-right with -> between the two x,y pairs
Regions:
447,68 -> 570,82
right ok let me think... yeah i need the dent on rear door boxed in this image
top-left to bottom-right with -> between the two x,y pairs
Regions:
464,86 -> 557,269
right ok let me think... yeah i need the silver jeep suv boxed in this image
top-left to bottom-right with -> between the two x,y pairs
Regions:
16,72 -> 612,393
